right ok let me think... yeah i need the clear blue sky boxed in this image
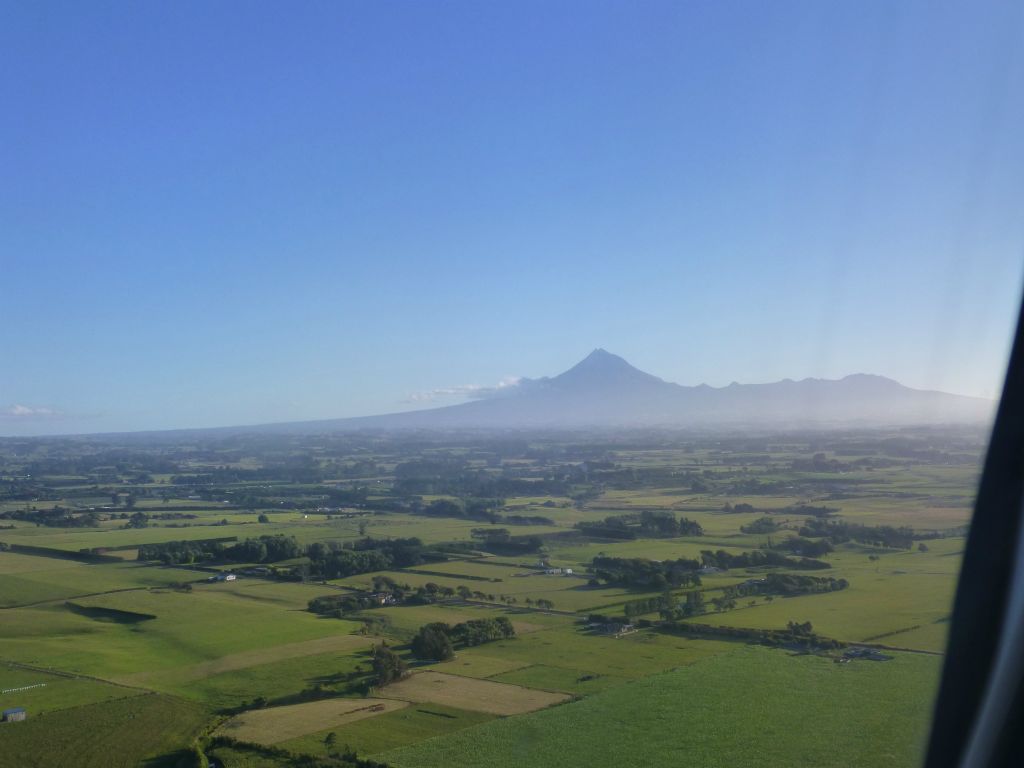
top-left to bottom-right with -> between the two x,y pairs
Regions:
2,0 -> 1023,435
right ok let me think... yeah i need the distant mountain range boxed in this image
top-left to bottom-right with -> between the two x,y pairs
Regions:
239,348 -> 993,434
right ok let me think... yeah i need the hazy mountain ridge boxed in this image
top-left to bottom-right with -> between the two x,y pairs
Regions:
252,349 -> 993,433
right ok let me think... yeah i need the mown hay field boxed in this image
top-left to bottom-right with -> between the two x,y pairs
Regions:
382,670 -> 570,715
216,697 -> 407,744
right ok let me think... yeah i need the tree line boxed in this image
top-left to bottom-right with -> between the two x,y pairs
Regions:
798,518 -> 916,549
700,549 -> 831,571
591,555 -> 703,589
575,511 -> 704,540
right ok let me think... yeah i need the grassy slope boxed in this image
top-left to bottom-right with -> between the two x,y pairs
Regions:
383,646 -> 940,768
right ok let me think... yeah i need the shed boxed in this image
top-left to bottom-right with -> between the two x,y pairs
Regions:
2,707 -> 26,722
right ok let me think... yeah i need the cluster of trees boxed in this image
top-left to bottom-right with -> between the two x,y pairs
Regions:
623,593 -> 675,619
503,514 -> 557,526
772,536 -> 835,558
410,617 -> 516,661
417,497 -> 503,520
469,528 -> 544,555
305,537 -> 443,579
662,619 -> 843,650
138,534 -> 445,578
576,511 -> 703,540
724,573 -> 849,599
309,577 -> 490,617
591,555 -> 703,589
0,506 -> 101,528
780,504 -> 839,518
700,549 -> 831,571
739,516 -> 778,534
723,502 -> 757,514
308,593 -> 389,617
227,534 -> 305,562
137,536 -> 241,564
370,644 -> 408,686
798,518 -> 916,549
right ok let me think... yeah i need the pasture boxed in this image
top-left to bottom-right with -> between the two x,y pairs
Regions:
0,693 -> 208,768
383,646 -> 942,768
277,703 -> 494,757
0,426 -> 982,766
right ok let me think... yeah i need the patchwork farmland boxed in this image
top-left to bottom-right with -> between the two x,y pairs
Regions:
0,427 -> 982,766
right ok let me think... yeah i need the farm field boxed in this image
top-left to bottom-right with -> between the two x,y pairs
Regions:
0,693 -> 209,768
277,703 -> 495,758
0,665 -> 144,715
383,646 -> 942,768
217,697 -> 409,744
379,670 -> 570,715
0,426 -> 984,766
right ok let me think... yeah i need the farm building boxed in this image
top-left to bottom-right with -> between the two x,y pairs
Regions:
2,707 -> 27,722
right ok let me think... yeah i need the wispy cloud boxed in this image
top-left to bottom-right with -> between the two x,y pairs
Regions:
406,376 -> 522,404
2,404 -> 64,420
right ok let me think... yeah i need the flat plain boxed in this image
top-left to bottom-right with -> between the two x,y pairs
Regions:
0,426 -> 982,766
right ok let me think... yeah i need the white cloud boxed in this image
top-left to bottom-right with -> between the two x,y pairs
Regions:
406,376 -> 522,404
2,404 -> 63,420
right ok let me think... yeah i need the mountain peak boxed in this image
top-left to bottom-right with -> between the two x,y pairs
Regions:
553,349 -> 666,388
579,347 -> 629,366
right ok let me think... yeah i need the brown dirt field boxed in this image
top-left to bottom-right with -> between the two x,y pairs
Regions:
382,670 -> 570,715
215,697 -> 407,744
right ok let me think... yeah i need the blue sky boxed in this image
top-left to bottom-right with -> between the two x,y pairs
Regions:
2,0 -> 1023,435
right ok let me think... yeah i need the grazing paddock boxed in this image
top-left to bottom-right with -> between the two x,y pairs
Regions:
434,653 -> 534,679
0,665 -> 143,715
384,647 -> 942,768
216,697 -> 407,744
382,670 -> 570,715
0,693 -> 208,768
119,632 -> 376,687
278,703 -> 495,757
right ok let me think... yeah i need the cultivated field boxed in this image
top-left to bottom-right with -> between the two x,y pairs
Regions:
381,670 -> 570,715
217,697 -> 409,744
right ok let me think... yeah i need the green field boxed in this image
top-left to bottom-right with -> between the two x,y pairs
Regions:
0,693 -> 209,768
384,646 -> 941,768
0,427 -> 981,766
278,703 -> 495,757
